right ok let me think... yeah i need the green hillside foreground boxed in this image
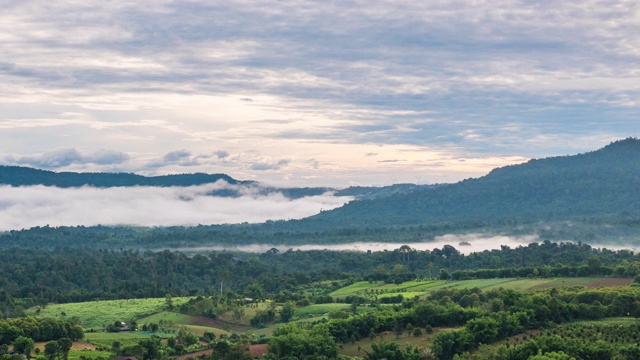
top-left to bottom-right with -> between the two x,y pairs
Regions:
26,277 -> 631,332
12,275 -> 640,360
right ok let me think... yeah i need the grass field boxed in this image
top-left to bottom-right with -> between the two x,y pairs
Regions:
136,311 -> 238,336
330,277 -> 632,301
330,281 -> 387,296
84,331 -> 168,348
136,311 -> 193,325
295,303 -> 352,317
27,297 -> 193,329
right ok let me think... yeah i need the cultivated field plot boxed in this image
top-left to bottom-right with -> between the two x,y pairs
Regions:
27,297 -> 193,329
84,331 -> 168,348
331,277 -> 633,300
137,311 -> 244,335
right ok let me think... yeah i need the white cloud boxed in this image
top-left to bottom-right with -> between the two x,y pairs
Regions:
0,1 -> 639,186
6,148 -> 129,168
0,182 -> 352,231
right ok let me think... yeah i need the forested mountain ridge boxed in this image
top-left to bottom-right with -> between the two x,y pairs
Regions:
2,138 -> 640,249
0,165 -> 431,200
304,137 -> 640,228
0,166 -> 248,188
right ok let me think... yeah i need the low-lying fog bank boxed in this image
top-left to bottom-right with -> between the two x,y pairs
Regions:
0,183 -> 352,231
171,234 -> 541,255
169,234 -> 640,255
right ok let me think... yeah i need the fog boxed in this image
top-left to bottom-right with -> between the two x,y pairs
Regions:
0,183 -> 352,231
170,233 -> 541,255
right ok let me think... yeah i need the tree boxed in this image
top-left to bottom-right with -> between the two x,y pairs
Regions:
398,245 -> 412,262
243,283 -> 265,300
365,341 -> 404,360
279,301 -> 295,323
177,327 -> 198,346
268,324 -> 338,360
44,341 -> 59,360
12,336 -> 34,359
57,338 -> 72,360
427,262 -> 435,279
165,294 -> 174,310
439,268 -> 450,280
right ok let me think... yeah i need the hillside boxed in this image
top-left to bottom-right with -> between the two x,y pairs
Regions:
303,138 -> 640,228
0,166 -> 248,188
0,165 -> 431,200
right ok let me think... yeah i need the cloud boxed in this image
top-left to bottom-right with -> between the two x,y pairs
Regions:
214,151 -> 230,159
6,148 -> 129,169
163,150 -> 191,162
0,1 -> 639,186
0,183 -> 351,231
250,159 -> 290,171
147,150 -> 201,168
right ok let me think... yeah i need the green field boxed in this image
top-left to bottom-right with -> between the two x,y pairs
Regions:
295,303 -> 352,317
84,331 -> 168,348
330,277 -> 632,300
28,297 -> 193,329
330,281 -> 387,296
67,349 -> 113,360
136,311 -> 234,336
136,311 -> 193,325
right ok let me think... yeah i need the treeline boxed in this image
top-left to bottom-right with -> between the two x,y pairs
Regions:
0,317 -> 83,344
3,214 -> 640,252
450,259 -> 637,280
0,165 -> 244,188
2,242 -> 640,316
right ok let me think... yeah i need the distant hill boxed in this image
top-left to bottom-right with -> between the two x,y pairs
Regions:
3,139 -> 640,249
0,165 -> 432,200
0,166 -> 249,188
303,137 -> 640,228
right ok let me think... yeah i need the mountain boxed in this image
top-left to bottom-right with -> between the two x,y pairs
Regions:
2,139 -> 640,249
302,138 -> 640,228
0,165 -> 432,200
0,166 -> 248,188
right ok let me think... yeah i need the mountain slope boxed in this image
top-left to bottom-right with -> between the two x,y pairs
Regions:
0,166 -> 248,188
304,138 -> 640,228
0,165 -> 432,200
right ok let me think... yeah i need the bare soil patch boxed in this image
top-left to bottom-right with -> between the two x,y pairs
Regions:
585,278 -> 632,288
71,341 -> 99,350
180,349 -> 213,359
250,344 -> 268,357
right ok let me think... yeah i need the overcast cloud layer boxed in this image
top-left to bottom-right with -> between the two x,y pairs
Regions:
0,183 -> 351,231
1,1 -> 639,186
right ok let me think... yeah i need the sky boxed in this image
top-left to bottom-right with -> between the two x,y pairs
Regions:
1,1 -> 640,188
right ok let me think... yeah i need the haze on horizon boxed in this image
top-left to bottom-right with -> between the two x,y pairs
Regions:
1,1 -> 639,188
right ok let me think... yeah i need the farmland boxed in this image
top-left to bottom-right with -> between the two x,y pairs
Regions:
329,277 -> 632,300
7,238 -> 640,360
14,275 -> 635,359
27,297 -> 193,330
